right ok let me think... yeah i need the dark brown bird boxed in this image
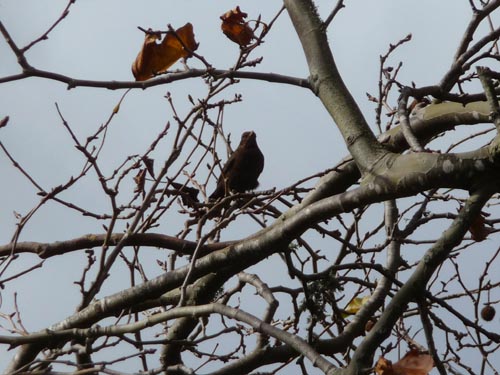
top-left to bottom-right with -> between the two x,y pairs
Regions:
209,131 -> 264,200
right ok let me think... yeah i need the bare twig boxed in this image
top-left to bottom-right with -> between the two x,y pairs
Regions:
323,0 -> 347,29
21,0 -> 77,52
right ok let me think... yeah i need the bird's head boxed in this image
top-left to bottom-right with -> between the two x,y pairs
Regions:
240,131 -> 257,147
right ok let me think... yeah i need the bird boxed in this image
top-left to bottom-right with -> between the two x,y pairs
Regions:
209,131 -> 264,200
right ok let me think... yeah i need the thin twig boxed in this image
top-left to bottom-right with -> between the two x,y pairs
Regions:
21,0 -> 76,52
323,0 -> 346,29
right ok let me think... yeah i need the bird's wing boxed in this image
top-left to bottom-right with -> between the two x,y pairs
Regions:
220,151 -> 237,178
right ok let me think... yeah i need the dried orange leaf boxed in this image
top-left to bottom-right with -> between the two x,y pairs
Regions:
132,23 -> 198,81
220,7 -> 254,46
393,350 -> 434,375
376,350 -> 434,375
375,357 -> 396,375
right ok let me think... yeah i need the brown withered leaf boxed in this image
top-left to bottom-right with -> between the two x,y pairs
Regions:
393,350 -> 434,375
220,7 -> 254,46
132,23 -> 198,81
375,357 -> 395,375
469,211 -> 491,242
375,350 -> 434,375
142,156 -> 155,178
134,168 -> 146,194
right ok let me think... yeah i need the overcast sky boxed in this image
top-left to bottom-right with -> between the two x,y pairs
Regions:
0,1 -> 495,372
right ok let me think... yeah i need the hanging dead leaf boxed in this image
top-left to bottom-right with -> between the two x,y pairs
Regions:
393,350 -> 434,375
132,23 -> 198,81
134,169 -> 146,193
375,357 -> 395,375
220,7 -> 254,46
468,211 -> 491,242
376,350 -> 434,375
142,156 -> 155,178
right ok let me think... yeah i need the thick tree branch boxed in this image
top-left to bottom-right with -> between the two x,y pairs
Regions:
284,0 -> 386,172
2,303 -> 340,374
286,100 -> 492,218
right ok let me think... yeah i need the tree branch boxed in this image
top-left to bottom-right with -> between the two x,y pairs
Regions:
347,185 -> 496,372
6,144 -> 499,371
284,0 -> 386,172
0,65 -> 311,90
0,233 -> 233,259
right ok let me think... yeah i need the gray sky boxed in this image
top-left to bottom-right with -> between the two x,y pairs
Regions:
1,1 -> 495,372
